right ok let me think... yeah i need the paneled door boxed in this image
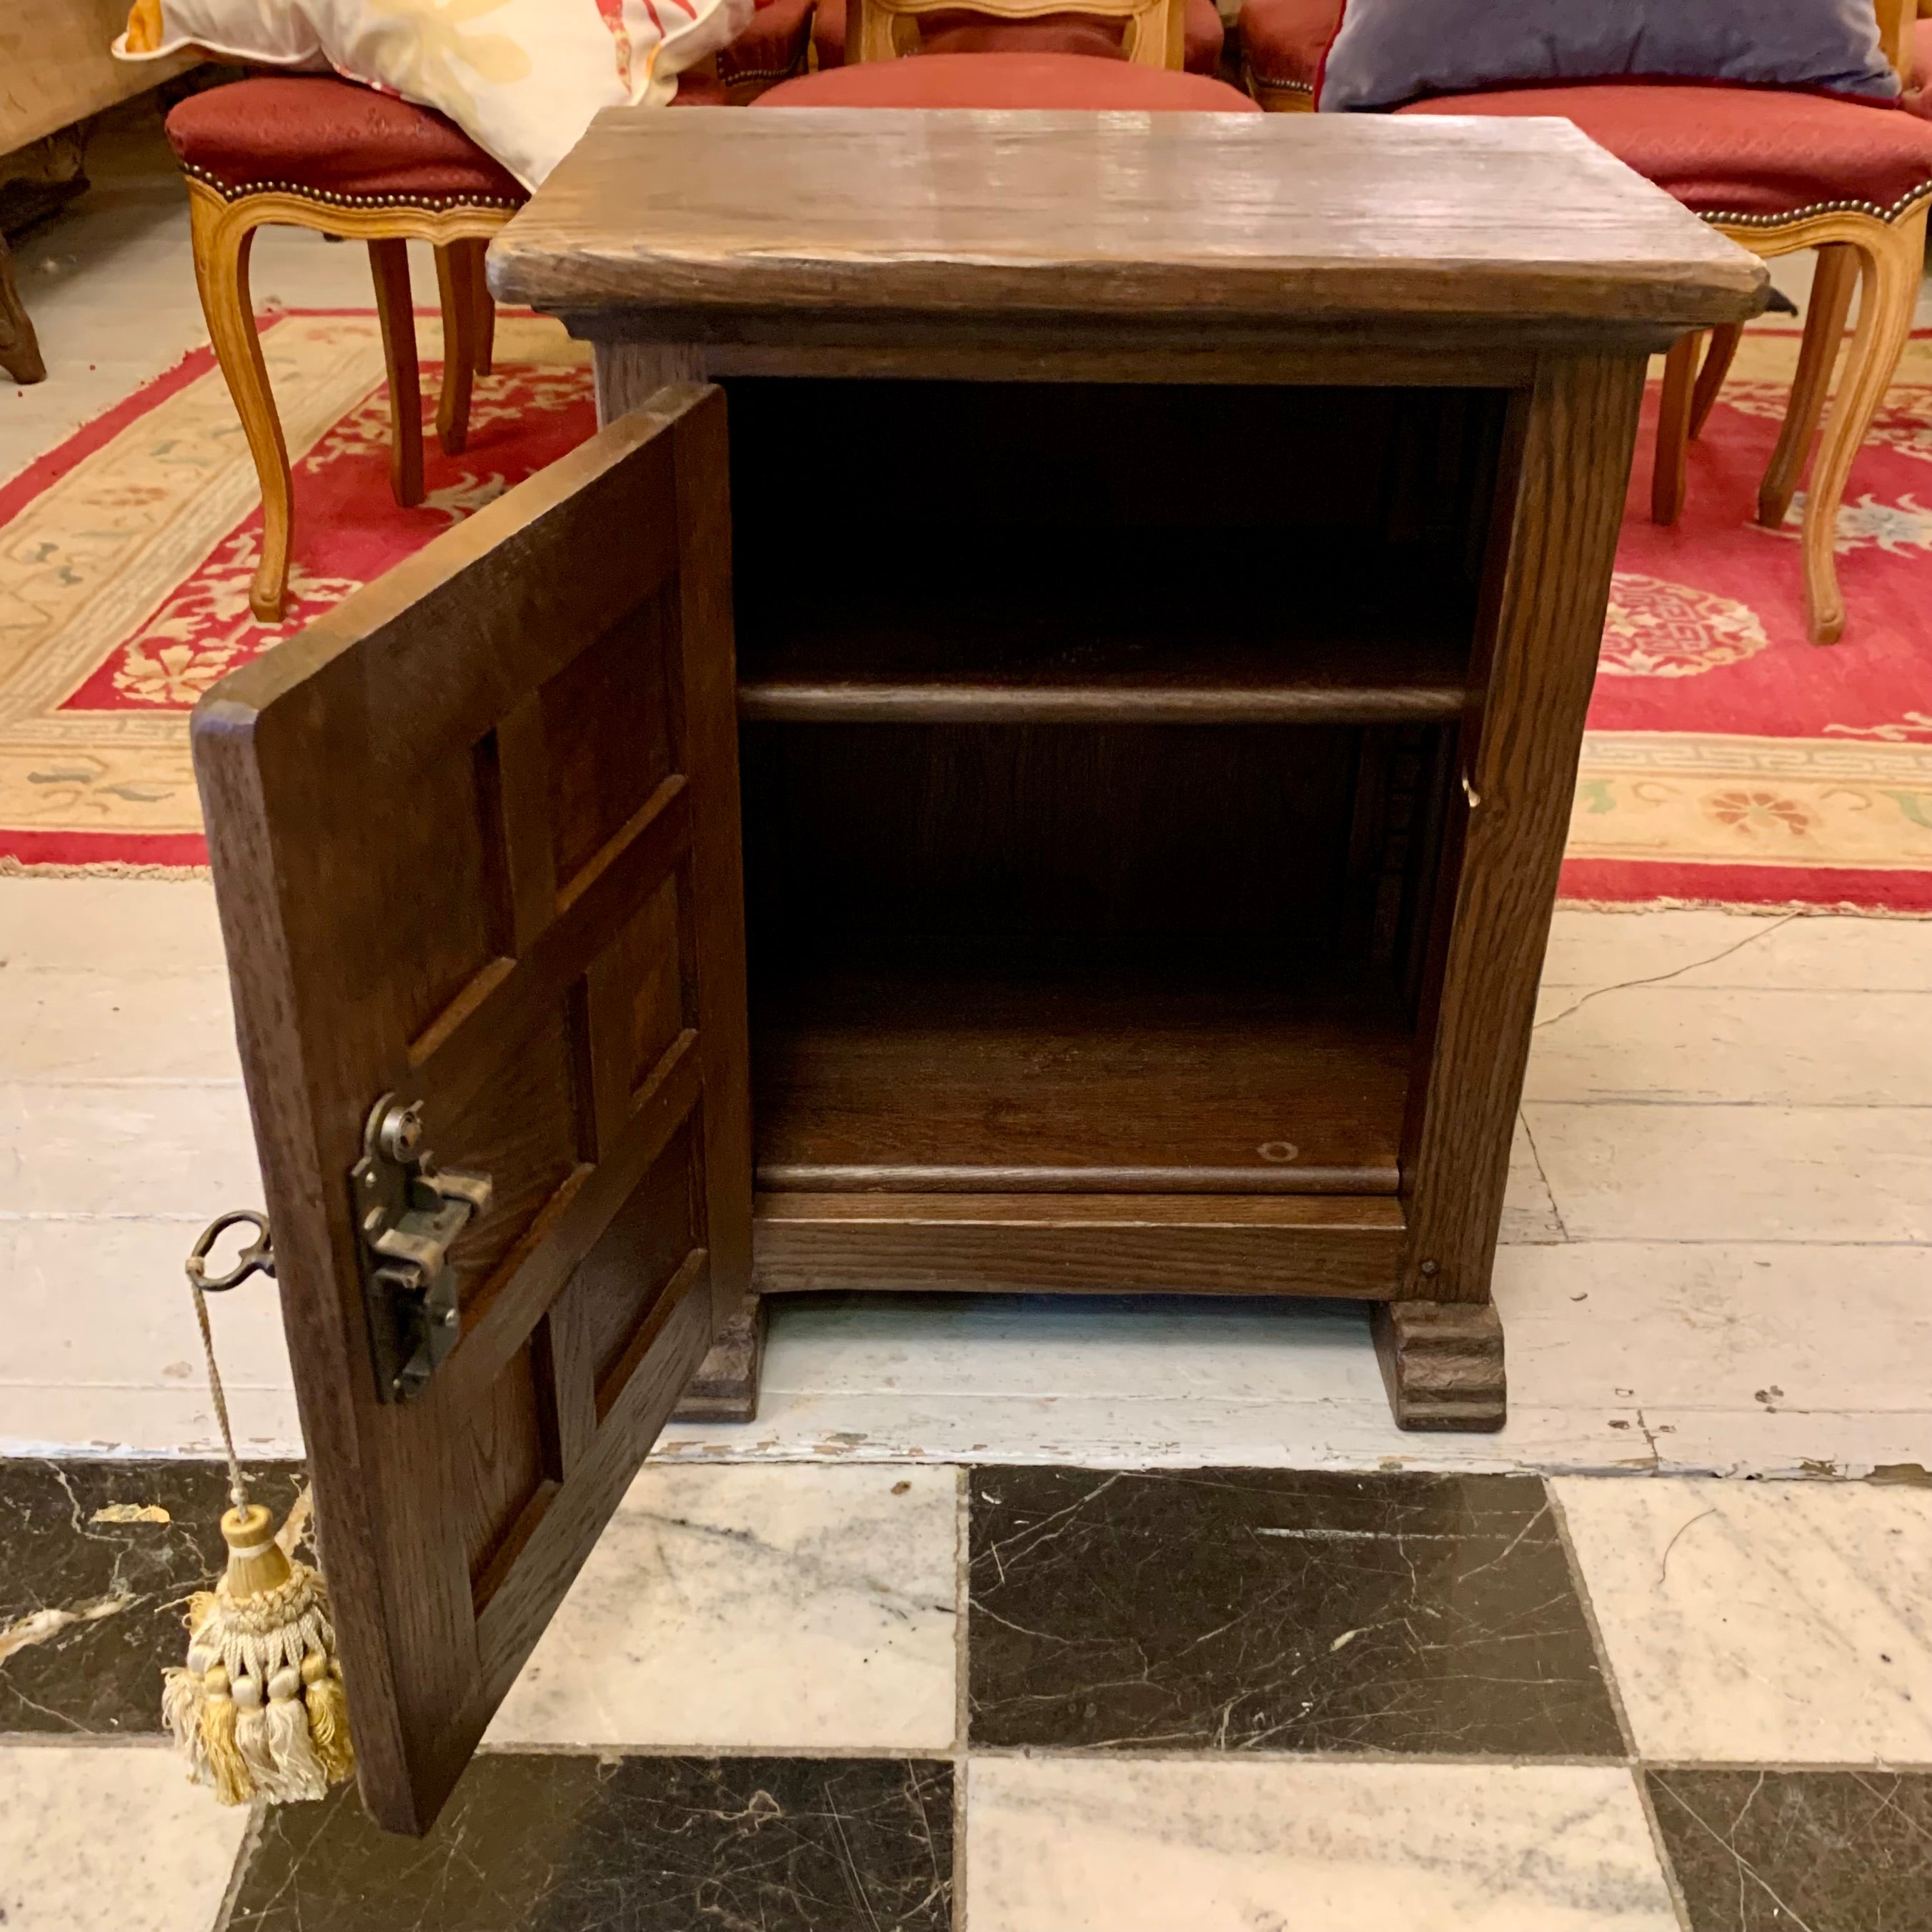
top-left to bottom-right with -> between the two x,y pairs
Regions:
193,384 -> 750,1833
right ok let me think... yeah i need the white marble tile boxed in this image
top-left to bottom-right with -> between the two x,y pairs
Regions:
1556,1476 -> 1932,1762
1524,1102 -> 1932,1243
1524,988 -> 1932,1105
0,1743 -> 249,1932
967,1758 -> 1677,1932
0,969 -> 240,1083
487,1463 -> 958,1749
0,1084 -> 258,1216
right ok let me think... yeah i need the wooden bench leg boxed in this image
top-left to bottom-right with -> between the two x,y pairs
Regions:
1650,331 -> 1699,525
1688,321 -> 1743,438
187,183 -> 292,622
368,238 -> 424,509
1795,209 -> 1923,644
671,1296 -> 766,1423
433,241 -> 479,457
0,232 -> 46,384
1373,1300 -> 1505,1432
1758,243 -> 1857,533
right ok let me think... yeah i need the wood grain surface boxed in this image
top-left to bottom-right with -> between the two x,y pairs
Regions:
1398,353 -> 1648,1306
193,387 -> 751,1835
491,110 -> 1765,342
753,1191 -> 1405,1298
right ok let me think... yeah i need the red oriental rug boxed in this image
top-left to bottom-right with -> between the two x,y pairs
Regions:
1565,327 -> 1932,913
2,314 -> 1931,909
0,311 -> 596,872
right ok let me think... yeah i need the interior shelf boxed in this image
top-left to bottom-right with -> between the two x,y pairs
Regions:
735,547 -> 1471,726
751,940 -> 1413,1195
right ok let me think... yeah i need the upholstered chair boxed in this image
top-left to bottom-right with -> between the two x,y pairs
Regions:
167,4 -> 814,624
166,77 -> 523,624
758,0 -> 1255,104
1233,0 -> 1932,643
810,0 -> 1226,79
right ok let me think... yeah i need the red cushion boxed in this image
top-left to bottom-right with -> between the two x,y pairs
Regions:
720,0 -> 817,91
757,49 -> 1259,106
1236,0 -> 1340,101
164,76 -> 524,205
1399,81 -> 1932,221
814,0 -> 1224,74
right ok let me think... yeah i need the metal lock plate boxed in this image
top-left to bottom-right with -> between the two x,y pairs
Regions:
352,1095 -> 493,1403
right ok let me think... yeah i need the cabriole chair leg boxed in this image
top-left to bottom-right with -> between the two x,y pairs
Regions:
187,184 -> 293,623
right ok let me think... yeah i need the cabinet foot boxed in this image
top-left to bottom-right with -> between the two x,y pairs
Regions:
672,1297 -> 766,1423
1373,1300 -> 1505,1432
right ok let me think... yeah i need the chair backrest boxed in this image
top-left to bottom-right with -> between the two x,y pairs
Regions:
846,0 -> 1187,69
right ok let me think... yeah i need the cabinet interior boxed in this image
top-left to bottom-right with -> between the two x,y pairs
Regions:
726,378 -> 1510,1198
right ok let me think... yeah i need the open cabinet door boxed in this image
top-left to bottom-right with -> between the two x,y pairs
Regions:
191,385 -> 750,1836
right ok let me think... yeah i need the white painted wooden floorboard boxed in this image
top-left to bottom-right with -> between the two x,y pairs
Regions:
5,880 -> 1929,1472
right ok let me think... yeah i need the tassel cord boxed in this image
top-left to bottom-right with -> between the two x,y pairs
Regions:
184,1208 -> 274,1513
189,1273 -> 248,1514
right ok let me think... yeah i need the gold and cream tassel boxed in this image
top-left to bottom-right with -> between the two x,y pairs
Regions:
166,1214 -> 354,1804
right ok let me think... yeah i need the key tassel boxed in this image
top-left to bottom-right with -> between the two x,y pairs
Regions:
166,1215 -> 354,1804
164,1504 -> 355,1804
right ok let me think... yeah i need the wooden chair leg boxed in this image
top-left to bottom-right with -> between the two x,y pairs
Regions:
1650,331 -> 1700,524
1797,209 -> 1924,644
367,238 -> 424,508
187,184 -> 292,622
1758,243 -> 1858,531
0,232 -> 47,384
432,242 -> 478,457
467,240 -> 496,378
1688,321 -> 1743,438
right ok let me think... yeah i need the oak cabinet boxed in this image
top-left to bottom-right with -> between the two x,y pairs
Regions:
192,109 -> 1763,1833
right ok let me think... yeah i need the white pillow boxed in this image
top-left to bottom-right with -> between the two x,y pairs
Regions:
114,0 -> 753,189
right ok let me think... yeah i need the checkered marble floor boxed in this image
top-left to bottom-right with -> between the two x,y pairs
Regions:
4,1458 -> 1930,1931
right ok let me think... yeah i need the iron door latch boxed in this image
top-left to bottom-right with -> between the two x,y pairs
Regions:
352,1095 -> 493,1404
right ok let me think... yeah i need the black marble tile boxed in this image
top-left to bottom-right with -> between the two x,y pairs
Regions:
1650,1770 -> 1932,1932
228,1756 -> 952,1932
969,1466 -> 1623,1756
0,1458 -> 308,1734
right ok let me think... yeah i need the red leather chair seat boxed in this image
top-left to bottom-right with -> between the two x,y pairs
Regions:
164,76 -> 525,205
814,0 -> 1224,75
1236,0 -> 1340,101
1398,83 -> 1932,221
719,0 -> 817,91
757,49 -> 1259,106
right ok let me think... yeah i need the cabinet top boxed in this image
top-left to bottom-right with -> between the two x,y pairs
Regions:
490,107 -> 1766,345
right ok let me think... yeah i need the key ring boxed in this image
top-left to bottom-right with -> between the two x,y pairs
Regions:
186,1209 -> 276,1292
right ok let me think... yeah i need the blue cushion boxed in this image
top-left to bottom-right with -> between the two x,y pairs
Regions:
1318,0 -> 1901,112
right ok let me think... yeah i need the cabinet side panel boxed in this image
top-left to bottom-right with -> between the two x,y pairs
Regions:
1399,352 -> 1646,1303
